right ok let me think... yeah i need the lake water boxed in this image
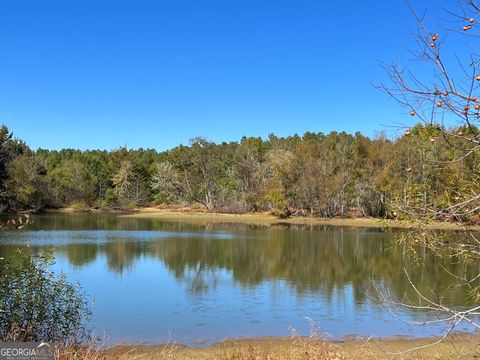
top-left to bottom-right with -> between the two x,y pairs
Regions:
0,214 -> 476,345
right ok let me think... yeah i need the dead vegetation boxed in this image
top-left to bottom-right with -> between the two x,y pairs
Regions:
71,334 -> 480,360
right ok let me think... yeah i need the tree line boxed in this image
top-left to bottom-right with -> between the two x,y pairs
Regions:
1,123 -> 479,222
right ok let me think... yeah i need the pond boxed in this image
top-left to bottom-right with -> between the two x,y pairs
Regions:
0,213 -> 475,345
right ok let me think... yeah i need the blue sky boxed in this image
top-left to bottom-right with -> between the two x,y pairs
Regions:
0,0 -> 451,150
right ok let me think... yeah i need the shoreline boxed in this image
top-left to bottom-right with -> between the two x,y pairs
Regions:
121,208 -> 478,231
38,206 -> 480,231
104,333 -> 480,359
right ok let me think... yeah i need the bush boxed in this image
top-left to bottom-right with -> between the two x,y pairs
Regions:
0,251 -> 91,344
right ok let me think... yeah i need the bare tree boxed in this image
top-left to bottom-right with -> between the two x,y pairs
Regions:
377,0 -> 480,348
151,161 -> 182,203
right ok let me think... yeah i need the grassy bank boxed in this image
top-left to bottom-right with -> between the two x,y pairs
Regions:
119,207 -> 478,231
101,334 -> 480,360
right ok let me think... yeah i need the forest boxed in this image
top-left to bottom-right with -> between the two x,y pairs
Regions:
1,123 -> 479,222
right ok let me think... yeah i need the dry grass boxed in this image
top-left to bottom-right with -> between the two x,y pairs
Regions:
55,340 -> 177,360
55,333 -> 480,360
101,337 -> 349,360
121,208 -> 479,231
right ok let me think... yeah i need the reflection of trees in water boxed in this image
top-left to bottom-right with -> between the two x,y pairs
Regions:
2,223 -> 478,307
24,213 -> 272,232
103,240 -> 145,273
153,230 -> 479,306
182,267 -> 221,294
66,243 -> 97,266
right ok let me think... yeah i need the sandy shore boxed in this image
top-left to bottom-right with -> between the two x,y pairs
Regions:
118,208 -> 478,231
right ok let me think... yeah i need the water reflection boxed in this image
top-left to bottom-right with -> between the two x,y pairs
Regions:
1,216 -> 476,305
0,214 -> 477,343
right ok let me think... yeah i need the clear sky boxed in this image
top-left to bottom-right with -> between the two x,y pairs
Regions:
0,0 -> 451,151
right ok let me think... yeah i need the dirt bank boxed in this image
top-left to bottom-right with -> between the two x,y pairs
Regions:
105,334 -> 480,359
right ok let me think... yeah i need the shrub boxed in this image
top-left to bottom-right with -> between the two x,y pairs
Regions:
0,250 -> 91,344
